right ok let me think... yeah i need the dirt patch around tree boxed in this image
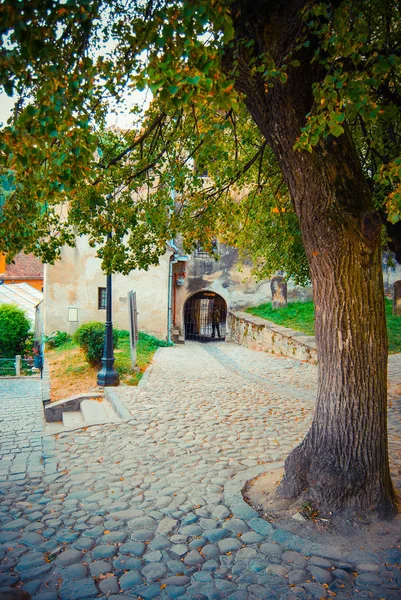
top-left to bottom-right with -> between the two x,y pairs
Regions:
244,466 -> 401,555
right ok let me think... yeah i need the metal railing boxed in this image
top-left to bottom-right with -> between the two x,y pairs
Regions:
0,355 -> 37,377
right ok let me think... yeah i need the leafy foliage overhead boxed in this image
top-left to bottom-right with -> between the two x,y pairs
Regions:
0,0 -> 400,280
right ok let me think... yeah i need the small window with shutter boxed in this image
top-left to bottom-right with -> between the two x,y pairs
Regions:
98,287 -> 107,309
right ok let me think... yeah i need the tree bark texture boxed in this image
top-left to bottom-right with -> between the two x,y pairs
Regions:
231,0 -> 397,517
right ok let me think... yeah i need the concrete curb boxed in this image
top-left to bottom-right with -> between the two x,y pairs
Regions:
224,461 -> 283,522
42,418 -> 129,437
137,347 -> 162,388
0,376 -> 41,379
41,359 -> 51,404
224,462 -> 344,560
104,387 -> 133,420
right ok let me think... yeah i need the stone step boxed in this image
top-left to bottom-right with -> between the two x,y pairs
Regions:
44,396 -> 121,434
62,411 -> 84,428
80,399 -> 119,424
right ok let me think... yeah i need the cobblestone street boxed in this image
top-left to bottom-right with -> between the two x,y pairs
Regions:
0,379 -> 45,486
1,343 -> 401,599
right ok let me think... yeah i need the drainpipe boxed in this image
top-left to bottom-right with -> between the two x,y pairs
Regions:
167,250 -> 178,344
173,273 -> 177,326
167,240 -> 188,344
167,188 -> 187,342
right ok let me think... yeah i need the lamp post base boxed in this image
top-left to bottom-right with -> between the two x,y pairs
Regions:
97,357 -> 120,387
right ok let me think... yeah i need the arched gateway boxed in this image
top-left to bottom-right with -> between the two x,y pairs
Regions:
184,291 -> 227,341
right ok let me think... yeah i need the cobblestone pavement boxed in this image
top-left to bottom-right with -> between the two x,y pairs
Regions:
1,344 -> 401,600
0,379 -> 45,486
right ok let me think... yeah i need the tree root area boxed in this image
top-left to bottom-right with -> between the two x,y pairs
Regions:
243,467 -> 401,554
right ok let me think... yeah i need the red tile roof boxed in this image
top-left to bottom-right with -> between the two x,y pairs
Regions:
2,253 -> 44,279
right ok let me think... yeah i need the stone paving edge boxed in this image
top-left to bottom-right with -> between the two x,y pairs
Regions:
224,461 -> 345,561
104,388 -> 133,420
224,461 -> 282,520
137,347 -> 162,388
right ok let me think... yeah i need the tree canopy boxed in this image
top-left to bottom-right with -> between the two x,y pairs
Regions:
2,0 -> 401,516
0,0 -> 399,280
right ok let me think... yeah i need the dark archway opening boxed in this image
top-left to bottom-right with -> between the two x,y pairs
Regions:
184,291 -> 227,342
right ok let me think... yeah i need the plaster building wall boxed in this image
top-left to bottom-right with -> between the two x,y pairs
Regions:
44,237 -> 170,339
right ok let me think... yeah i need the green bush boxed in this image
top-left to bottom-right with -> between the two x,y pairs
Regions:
73,321 -> 118,365
138,332 -> 173,347
45,330 -> 71,348
114,328 -> 130,339
0,304 -> 32,357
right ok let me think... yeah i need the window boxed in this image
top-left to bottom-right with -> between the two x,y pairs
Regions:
98,287 -> 107,309
193,240 -> 218,259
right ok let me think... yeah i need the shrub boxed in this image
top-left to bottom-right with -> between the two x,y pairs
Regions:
45,330 -> 71,348
114,328 -> 130,339
74,321 -> 118,365
0,304 -> 32,357
138,332 -> 173,347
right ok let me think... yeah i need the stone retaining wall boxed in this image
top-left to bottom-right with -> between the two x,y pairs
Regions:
226,310 -> 318,364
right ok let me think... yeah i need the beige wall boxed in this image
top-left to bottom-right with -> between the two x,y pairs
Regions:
44,237 -> 171,339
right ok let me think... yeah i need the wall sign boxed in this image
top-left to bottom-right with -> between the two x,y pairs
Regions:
68,307 -> 78,322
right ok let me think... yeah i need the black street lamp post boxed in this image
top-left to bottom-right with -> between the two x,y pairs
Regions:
97,233 -> 119,387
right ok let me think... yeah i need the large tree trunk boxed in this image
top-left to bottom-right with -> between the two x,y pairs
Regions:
231,0 -> 397,517
275,132 -> 396,517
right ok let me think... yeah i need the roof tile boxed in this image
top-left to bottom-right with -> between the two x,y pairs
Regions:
1,253 -> 44,279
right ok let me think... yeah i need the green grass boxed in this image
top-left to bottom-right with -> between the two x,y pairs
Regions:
123,332 -> 172,385
51,338 -> 77,353
385,300 -> 401,354
49,330 -> 172,386
64,364 -> 89,375
247,299 -> 401,355
247,301 -> 316,337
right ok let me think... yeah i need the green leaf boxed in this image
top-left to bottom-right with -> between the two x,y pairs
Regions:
329,124 -> 344,137
186,76 -> 201,85
149,81 -> 164,94
333,113 -> 345,123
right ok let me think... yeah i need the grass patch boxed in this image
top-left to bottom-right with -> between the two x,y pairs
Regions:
124,332 -> 172,385
47,330 -> 171,401
247,299 -> 401,354
385,300 -> 401,354
64,364 -> 90,375
51,338 -> 78,353
247,301 -> 315,336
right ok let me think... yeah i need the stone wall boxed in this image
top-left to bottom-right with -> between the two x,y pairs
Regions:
226,310 -> 317,364
173,244 -> 273,339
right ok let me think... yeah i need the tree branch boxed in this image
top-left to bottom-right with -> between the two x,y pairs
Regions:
96,112 -> 167,173
193,140 -> 268,217
377,83 -> 401,109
